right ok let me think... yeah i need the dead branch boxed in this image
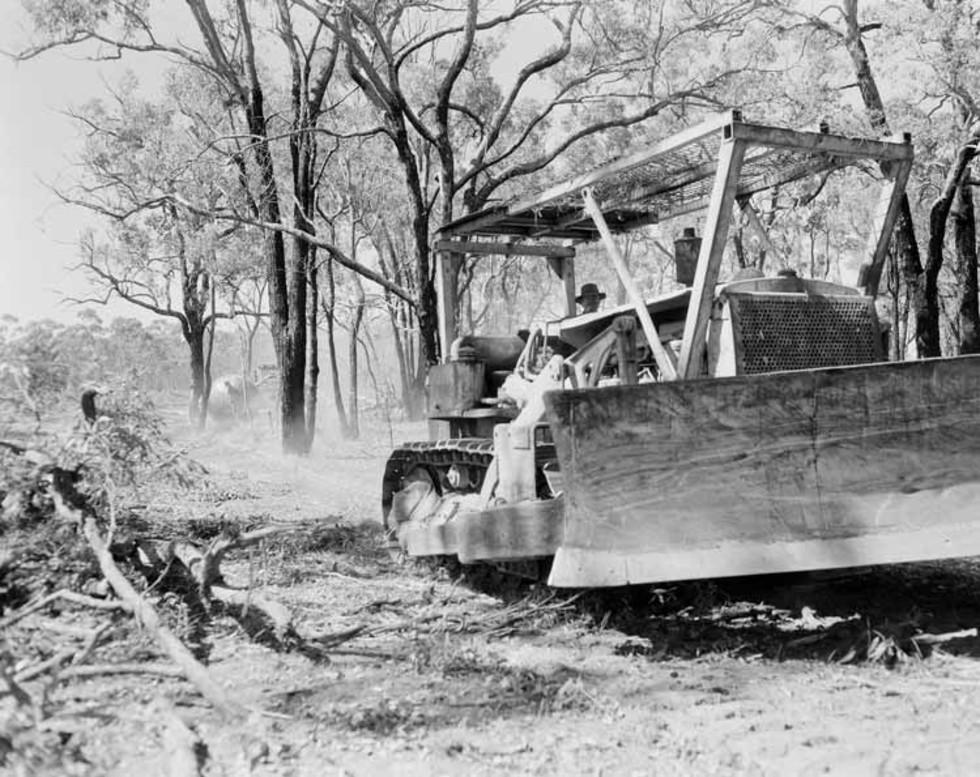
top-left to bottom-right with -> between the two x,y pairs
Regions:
8,623 -> 113,688
15,648 -> 78,684
0,651 -> 34,707
58,662 -> 186,679
326,648 -> 406,661
0,589 -> 125,631
0,439 -> 28,455
0,440 -> 54,465
47,467 -> 244,718
169,526 -> 286,592
784,632 -> 828,648
202,525 -> 284,584
165,528 -> 299,646
71,623 -> 113,666
81,519 -> 243,716
332,592 -> 583,644
0,548 -> 18,575
305,625 -> 367,648
31,618 -> 106,638
911,628 -> 978,644
345,598 -> 405,615
211,585 -> 296,643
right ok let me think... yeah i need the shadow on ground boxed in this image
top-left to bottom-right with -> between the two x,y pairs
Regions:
451,557 -> 980,666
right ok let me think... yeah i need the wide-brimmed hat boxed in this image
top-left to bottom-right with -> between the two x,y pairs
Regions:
575,283 -> 606,303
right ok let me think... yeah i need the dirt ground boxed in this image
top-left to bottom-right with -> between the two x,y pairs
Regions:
7,409 -> 980,776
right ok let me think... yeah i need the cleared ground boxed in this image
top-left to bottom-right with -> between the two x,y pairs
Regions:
6,408 -> 980,776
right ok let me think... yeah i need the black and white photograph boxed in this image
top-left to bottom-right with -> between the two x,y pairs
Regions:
3,1 -> 980,774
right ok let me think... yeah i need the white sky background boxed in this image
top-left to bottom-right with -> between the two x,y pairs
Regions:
0,3 -> 175,324
0,49 -> 103,323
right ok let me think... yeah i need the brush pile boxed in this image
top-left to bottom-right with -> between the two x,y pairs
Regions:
0,393 -> 318,772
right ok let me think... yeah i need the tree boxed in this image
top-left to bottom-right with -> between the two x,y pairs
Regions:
911,1 -> 980,356
325,131 -> 425,419
224,272 -> 268,381
299,0 -> 772,366
60,77 -> 238,427
15,0 -> 408,453
764,1 -> 922,357
0,319 -> 71,430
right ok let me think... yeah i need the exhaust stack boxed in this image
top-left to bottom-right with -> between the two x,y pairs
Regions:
673,227 -> 701,286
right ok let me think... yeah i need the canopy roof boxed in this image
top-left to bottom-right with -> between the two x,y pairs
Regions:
439,110 -> 912,244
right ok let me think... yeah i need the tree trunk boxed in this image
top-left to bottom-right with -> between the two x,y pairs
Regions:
186,323 -> 207,428
378,231 -> 424,419
886,250 -> 901,361
239,316 -> 260,379
841,0 -> 923,357
841,0 -> 886,130
733,227 -> 747,268
953,177 -> 980,354
245,88 -> 303,452
282,240 -> 309,452
895,203 -> 922,360
394,301 -> 424,419
322,253 -> 350,436
285,109 -> 315,454
305,255 -> 320,445
920,204 -> 946,358
347,272 -> 366,440
387,301 -> 410,411
390,124 -> 439,367
359,328 -> 383,410
200,287 -> 216,429
919,142 -> 977,357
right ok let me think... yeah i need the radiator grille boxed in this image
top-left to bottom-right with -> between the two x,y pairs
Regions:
729,293 -> 881,374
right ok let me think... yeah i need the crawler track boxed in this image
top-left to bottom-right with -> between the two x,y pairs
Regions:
381,438 -> 496,530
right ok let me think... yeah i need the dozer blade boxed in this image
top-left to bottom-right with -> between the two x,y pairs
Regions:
542,355 -> 980,588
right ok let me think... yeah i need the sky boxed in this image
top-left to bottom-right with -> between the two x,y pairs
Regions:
0,36 -> 151,324
1,47 -> 97,323
0,3 -> 177,325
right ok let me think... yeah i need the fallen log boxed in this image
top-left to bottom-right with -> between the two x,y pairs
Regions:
47,466 -> 245,718
172,526 -> 286,595
211,585 -> 296,644
167,528 -> 299,646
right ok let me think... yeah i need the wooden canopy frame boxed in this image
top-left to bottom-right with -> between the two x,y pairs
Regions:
436,109 -> 913,371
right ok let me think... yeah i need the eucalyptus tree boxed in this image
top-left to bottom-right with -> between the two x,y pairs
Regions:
297,0 -> 775,363
901,0 -> 980,356
773,0 -> 980,358
15,0 -> 414,452
60,73 -> 243,427
314,133 -> 419,435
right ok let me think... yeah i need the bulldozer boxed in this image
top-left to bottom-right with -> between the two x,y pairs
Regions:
382,110 -> 980,587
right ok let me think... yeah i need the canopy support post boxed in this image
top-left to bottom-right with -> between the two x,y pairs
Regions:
862,158 -> 913,297
582,188 -> 677,380
677,138 -> 747,378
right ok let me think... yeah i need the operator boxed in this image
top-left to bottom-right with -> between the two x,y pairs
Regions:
575,282 -> 606,314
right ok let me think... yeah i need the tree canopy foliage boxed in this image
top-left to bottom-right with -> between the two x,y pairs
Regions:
0,312 -> 241,434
